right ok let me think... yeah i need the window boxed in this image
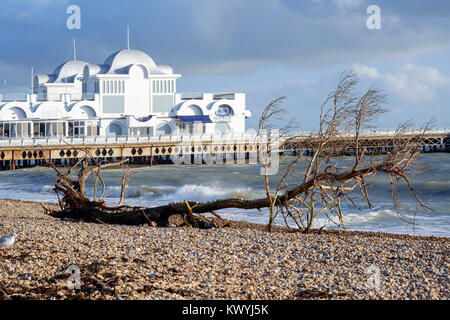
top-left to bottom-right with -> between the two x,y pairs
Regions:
68,122 -> 73,136
69,121 -> 85,137
87,125 -> 99,136
39,122 -> 45,137
17,123 -> 22,137
57,122 -> 65,136
130,127 -> 151,137
45,122 -> 51,137
52,123 -> 57,136
3,123 -> 10,138
34,123 -> 39,137
0,122 -> 33,138
11,123 -> 16,137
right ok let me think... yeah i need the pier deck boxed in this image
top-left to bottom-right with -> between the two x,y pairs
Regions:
0,130 -> 448,170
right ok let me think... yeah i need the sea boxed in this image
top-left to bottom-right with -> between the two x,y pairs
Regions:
0,153 -> 449,237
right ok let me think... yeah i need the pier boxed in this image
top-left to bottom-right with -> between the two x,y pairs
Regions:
0,129 -> 448,170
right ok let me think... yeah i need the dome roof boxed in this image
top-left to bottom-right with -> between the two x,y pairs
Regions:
103,49 -> 157,74
52,60 -> 90,83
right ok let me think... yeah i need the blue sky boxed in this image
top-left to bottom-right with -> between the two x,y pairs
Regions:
0,0 -> 449,129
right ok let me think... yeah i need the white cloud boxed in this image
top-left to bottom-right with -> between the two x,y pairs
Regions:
30,0 -> 68,6
331,0 -> 363,11
354,63 -> 450,103
353,63 -> 382,79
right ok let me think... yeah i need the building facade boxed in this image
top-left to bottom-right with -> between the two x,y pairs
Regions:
0,49 -> 251,139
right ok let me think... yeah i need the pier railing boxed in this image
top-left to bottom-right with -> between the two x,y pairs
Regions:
286,128 -> 450,138
0,133 -> 262,147
0,129 -> 448,148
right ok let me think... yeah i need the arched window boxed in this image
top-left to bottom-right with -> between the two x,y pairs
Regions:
107,122 -> 123,136
152,80 -> 155,93
102,81 -> 105,93
114,80 -> 118,93
122,81 -> 125,93
156,122 -> 172,135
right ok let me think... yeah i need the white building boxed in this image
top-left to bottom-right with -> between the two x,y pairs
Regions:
0,48 -> 251,139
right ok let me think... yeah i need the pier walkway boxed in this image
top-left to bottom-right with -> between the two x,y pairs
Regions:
0,129 -> 448,170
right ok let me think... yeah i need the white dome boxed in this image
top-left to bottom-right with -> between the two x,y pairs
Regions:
53,60 -> 90,83
103,49 -> 157,74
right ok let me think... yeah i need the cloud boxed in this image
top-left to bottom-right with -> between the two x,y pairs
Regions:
353,63 -> 382,79
354,63 -> 450,103
331,0 -> 363,12
30,0 -> 68,6
0,0 -> 450,85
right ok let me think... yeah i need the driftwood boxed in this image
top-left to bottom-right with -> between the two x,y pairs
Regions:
44,156 -> 221,228
44,71 -> 429,232
44,152 -> 418,229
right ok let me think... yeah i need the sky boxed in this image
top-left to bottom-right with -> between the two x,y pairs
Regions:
0,0 -> 449,130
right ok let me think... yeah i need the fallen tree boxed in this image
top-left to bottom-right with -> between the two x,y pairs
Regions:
43,71 -> 429,232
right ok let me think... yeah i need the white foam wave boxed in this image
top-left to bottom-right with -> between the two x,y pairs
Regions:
159,184 -> 263,203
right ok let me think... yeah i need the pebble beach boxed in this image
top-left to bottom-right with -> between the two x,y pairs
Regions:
0,198 -> 448,300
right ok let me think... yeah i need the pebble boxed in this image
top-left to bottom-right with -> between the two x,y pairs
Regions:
0,198 -> 448,300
